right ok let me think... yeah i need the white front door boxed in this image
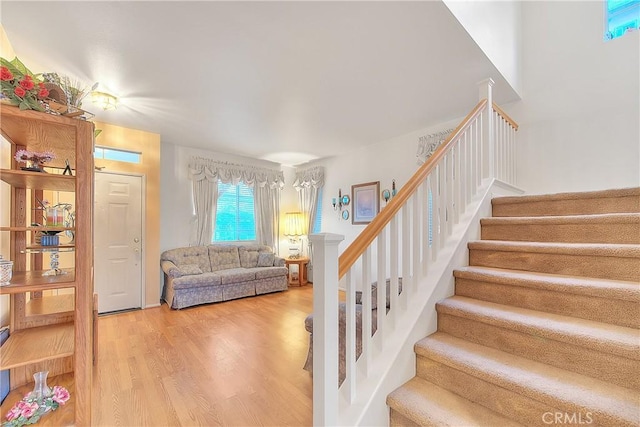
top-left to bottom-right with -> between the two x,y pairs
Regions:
94,172 -> 143,313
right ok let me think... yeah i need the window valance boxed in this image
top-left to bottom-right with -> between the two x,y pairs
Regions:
416,128 -> 455,165
293,166 -> 325,190
189,157 -> 285,189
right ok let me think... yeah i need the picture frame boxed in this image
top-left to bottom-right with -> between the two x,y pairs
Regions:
351,181 -> 380,225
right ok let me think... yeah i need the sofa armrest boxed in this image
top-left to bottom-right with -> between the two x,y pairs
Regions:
161,260 -> 181,278
273,256 -> 285,267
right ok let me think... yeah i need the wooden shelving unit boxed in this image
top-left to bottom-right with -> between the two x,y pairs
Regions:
0,105 -> 94,425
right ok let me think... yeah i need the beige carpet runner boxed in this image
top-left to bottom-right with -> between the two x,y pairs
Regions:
387,188 -> 640,427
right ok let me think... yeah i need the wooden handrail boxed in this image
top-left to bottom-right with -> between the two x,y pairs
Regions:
492,102 -> 519,131
338,99 -> 488,278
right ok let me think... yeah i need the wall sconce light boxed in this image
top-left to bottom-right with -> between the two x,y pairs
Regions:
91,91 -> 118,110
381,179 -> 398,206
284,212 -> 306,258
332,189 -> 351,220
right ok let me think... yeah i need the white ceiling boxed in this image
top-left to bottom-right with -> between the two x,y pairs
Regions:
2,1 -> 518,166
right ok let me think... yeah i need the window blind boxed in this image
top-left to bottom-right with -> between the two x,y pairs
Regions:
214,181 -> 256,241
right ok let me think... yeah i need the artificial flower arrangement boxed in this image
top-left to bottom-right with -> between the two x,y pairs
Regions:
14,150 -> 56,171
2,386 -> 70,427
0,57 -> 49,112
1,56 -> 97,115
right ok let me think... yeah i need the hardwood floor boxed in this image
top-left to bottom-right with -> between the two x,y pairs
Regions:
93,286 -> 313,426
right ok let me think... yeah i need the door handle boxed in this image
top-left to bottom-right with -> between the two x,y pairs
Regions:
134,238 -> 140,243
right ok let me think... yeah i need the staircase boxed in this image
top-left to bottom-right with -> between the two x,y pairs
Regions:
387,187 -> 640,427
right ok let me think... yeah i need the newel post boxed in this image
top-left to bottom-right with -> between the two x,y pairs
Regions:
309,232 -> 344,427
478,78 -> 495,179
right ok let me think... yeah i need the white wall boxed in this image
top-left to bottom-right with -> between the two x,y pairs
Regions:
507,1 -> 639,194
307,118 -> 460,255
443,0 -> 522,96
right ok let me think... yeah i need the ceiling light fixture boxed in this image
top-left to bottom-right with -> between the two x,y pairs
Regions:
91,91 -> 118,110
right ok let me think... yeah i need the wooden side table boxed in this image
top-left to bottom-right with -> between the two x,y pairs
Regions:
285,257 -> 309,286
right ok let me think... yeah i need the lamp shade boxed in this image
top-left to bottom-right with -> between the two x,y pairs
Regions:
91,91 -> 118,110
284,212 -> 305,237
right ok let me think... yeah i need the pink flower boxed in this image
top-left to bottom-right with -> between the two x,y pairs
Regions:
52,386 -> 70,405
38,88 -> 49,99
19,400 -> 39,418
14,86 -> 26,97
5,404 -> 21,421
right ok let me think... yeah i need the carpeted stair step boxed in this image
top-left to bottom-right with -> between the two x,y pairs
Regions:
387,376 -> 525,427
492,187 -> 640,217
454,266 -> 640,328
480,213 -> 640,244
415,332 -> 639,427
468,240 -> 640,281
436,296 -> 640,390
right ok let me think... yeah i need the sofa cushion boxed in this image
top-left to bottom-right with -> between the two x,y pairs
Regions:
208,246 -> 241,271
254,266 -> 288,280
177,264 -> 203,276
173,272 -> 223,290
257,253 -> 275,267
239,245 -> 273,268
161,247 -> 212,273
220,268 -> 256,285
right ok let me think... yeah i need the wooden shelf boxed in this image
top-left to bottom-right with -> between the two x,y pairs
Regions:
25,244 -> 75,250
0,372 -> 74,427
2,100 -> 94,425
26,294 -> 75,317
0,269 -> 75,294
0,322 -> 74,370
0,226 -> 73,232
0,169 -> 75,191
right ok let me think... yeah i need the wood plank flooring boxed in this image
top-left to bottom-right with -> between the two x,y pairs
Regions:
93,286 -> 313,426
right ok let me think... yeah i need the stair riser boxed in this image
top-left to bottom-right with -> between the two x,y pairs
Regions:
437,313 -> 640,390
481,222 -> 640,244
455,278 -> 639,328
390,410 -> 421,427
469,249 -> 640,282
416,356 -> 634,427
492,196 -> 640,217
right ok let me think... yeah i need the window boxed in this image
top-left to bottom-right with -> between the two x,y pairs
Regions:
94,146 -> 141,164
213,181 -> 256,242
605,0 -> 640,40
312,188 -> 323,234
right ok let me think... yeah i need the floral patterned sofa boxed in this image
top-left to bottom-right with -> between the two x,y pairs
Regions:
161,244 -> 288,309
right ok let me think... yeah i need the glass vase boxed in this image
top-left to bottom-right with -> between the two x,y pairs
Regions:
31,370 -> 51,401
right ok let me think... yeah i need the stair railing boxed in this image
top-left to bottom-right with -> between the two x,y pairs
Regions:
309,79 -> 519,426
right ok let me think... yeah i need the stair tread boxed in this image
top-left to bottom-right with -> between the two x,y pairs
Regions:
454,266 -> 640,302
437,296 -> 640,360
415,332 -> 639,424
388,377 -> 525,427
492,187 -> 640,206
468,240 -> 640,258
481,212 -> 640,225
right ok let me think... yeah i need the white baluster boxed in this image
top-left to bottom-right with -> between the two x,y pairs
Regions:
376,230 -> 386,347
401,205 -> 412,294
421,180 -> 430,277
344,269 -> 356,403
361,247 -> 372,375
389,215 -> 400,325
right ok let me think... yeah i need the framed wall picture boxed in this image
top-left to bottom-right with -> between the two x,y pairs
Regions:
351,181 -> 380,225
